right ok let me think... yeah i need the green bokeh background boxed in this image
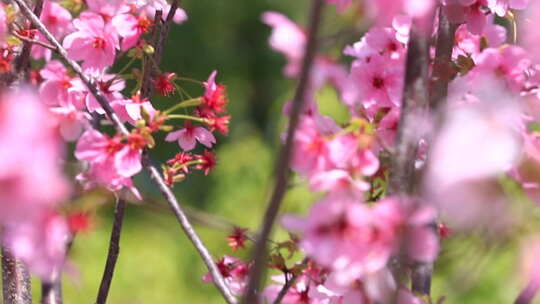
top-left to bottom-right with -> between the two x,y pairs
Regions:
22,1 -> 538,303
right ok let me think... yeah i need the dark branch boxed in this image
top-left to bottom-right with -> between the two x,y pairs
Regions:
243,0 -> 325,302
14,0 -> 44,79
2,246 -> 32,304
273,258 -> 308,304
41,280 -> 62,304
515,281 -> 539,304
96,198 -> 127,304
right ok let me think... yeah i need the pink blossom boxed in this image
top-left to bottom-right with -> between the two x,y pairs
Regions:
140,0 -> 188,24
261,12 -> 305,77
49,105 -> 84,141
452,20 -> 506,58
487,0 -> 529,16
112,12 -> 152,50
86,0 -> 127,20
470,46 -> 530,92
366,0 -> 435,27
202,256 -> 248,297
443,0 -> 488,34
4,213 -> 70,282
165,121 -> 216,151
63,12 -> 119,71
0,88 -> 70,225
291,115 -> 339,176
283,197 -> 403,286
39,60 -> 75,107
69,73 -> 125,114
345,54 -> 404,117
113,94 -> 156,124
521,1 -> 540,63
75,129 -> 142,195
32,0 -> 73,60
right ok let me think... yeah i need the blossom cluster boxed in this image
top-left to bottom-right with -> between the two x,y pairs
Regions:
201,0 -> 540,303
0,0 -> 230,283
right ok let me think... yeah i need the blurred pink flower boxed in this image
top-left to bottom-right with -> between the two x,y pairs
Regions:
4,213 -> 70,282
261,11 -> 306,77
0,88 -> 70,225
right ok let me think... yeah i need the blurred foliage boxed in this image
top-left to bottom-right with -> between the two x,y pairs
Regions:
30,1 -> 540,303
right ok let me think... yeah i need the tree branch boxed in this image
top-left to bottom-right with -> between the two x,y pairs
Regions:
41,280 -> 62,304
96,198 -> 127,304
11,1 -> 236,303
243,0 -> 325,302
273,258 -> 308,304
2,246 -> 31,304
515,281 -> 539,304
14,0 -> 43,80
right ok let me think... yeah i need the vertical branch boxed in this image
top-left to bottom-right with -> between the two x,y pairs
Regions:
243,0 -> 325,302
2,246 -> 32,304
390,7 -> 457,297
41,280 -> 62,304
96,198 -> 127,304
141,0 -> 178,97
388,29 -> 431,196
14,0 -> 44,79
429,9 -> 458,110
515,281 -> 539,304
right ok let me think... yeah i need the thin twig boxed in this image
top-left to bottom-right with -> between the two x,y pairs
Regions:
2,246 -> 32,304
243,0 -> 325,302
96,198 -> 127,304
410,8 -> 457,296
12,1 -> 236,303
13,31 -> 57,52
141,0 -> 178,97
14,0 -> 43,79
515,281 -> 539,304
143,163 -> 237,303
273,258 -> 308,304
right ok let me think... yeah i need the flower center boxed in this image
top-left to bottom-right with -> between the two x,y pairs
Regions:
93,37 -> 106,49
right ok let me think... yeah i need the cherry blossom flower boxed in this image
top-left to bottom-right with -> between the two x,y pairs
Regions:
203,71 -> 228,113
32,0 -> 73,60
195,150 -> 217,175
4,213 -> 70,282
75,129 -> 142,196
113,94 -> 156,125
203,256 -> 249,296
261,12 -> 306,77
165,121 -> 216,151
346,54 -> 404,117
112,12 -> 153,50
154,72 -> 177,96
139,0 -> 188,24
39,60 -> 75,107
291,115 -> 340,176
0,89 -> 70,225
63,12 -> 119,70
487,0 -> 529,16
